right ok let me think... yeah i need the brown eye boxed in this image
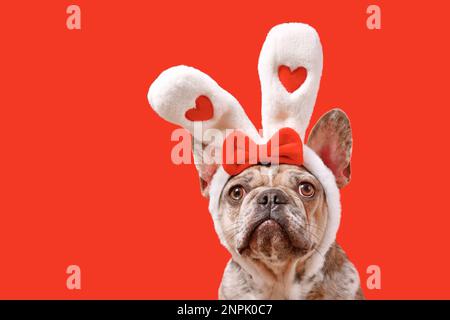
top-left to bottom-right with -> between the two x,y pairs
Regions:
229,185 -> 245,201
299,182 -> 315,198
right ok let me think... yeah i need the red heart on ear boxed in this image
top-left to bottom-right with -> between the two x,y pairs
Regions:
278,65 -> 307,93
185,95 -> 214,121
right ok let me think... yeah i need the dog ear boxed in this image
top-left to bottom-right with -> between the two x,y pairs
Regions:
197,166 -> 217,198
307,109 -> 352,188
192,138 -> 219,198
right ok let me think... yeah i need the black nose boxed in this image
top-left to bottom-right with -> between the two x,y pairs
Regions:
256,189 -> 289,208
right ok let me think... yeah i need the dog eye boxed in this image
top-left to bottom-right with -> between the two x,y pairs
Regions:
229,185 -> 245,201
299,182 -> 315,198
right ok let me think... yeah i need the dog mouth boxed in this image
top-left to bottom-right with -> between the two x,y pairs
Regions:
237,217 -> 306,255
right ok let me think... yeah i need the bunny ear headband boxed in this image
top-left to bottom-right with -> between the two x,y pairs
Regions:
148,23 -> 341,272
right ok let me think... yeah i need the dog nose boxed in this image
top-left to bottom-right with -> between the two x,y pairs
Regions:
257,189 -> 289,208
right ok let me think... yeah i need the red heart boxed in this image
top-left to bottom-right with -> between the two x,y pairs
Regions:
278,65 -> 307,93
184,95 -> 214,121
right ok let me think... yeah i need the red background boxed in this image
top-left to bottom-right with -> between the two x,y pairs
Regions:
1,1 -> 449,299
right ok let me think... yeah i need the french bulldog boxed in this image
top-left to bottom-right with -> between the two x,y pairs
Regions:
199,109 -> 364,300
148,23 -> 364,300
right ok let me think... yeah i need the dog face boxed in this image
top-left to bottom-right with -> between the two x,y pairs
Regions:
219,164 -> 328,262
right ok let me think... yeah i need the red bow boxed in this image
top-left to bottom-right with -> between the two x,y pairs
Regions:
222,127 -> 303,176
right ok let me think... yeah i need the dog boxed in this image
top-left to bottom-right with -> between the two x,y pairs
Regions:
148,23 -> 364,300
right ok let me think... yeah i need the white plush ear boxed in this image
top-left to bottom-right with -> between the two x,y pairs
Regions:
148,65 -> 260,196
258,23 -> 323,141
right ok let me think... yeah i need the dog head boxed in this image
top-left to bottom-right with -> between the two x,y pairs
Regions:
200,109 -> 352,266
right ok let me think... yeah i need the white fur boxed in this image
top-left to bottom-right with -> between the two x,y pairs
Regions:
302,146 -> 341,277
258,23 -> 323,140
208,167 -> 231,248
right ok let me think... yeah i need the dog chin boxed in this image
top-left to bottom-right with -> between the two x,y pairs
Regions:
238,219 -> 309,259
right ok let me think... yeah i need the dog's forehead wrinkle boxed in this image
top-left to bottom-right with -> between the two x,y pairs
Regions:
258,165 -> 280,186
285,167 -> 314,179
228,169 -> 256,187
241,169 -> 256,181
237,170 -> 255,183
